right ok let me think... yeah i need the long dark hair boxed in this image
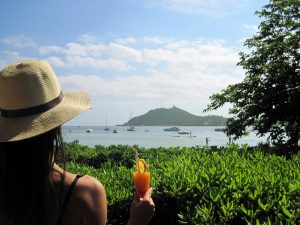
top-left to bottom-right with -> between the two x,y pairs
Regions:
0,126 -> 65,225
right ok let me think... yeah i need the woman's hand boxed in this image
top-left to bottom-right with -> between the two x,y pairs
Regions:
127,188 -> 155,225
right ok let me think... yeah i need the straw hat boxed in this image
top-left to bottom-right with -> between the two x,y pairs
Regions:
0,60 -> 91,142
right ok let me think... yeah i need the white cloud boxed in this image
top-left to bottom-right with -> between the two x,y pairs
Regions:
107,43 -> 142,62
39,45 -> 65,55
115,37 -> 137,45
145,0 -> 249,16
1,35 -> 242,100
46,56 -> 67,67
143,36 -> 173,45
65,42 -> 89,56
0,51 -> 32,69
79,34 -> 98,44
38,39 -> 142,71
0,35 -> 36,48
56,36 -> 243,121
0,35 -> 244,121
165,40 -> 189,49
38,36 -> 239,75
64,56 -> 134,71
143,39 -> 240,76
58,37 -> 242,102
242,24 -> 258,33
59,63 -> 240,122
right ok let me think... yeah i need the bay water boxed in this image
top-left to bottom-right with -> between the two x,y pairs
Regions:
62,126 -> 267,148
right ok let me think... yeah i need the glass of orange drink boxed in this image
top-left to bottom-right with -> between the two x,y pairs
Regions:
133,158 -> 150,199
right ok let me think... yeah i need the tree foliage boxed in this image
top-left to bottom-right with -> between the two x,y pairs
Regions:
204,0 -> 300,150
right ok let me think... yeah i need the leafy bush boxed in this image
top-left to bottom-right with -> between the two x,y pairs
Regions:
65,142 -> 300,225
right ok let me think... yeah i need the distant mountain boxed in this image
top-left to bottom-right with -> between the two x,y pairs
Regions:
122,106 -> 227,126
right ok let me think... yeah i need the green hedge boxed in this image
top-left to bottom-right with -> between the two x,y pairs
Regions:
64,141 -> 300,225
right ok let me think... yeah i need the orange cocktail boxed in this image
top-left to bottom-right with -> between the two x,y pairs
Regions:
134,171 -> 150,198
133,155 -> 150,199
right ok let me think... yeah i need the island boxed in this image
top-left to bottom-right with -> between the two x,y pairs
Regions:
122,106 -> 227,126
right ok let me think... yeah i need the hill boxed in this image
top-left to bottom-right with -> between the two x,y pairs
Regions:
122,106 -> 227,126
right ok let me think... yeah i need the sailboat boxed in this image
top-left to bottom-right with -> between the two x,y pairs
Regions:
127,112 -> 136,131
127,126 -> 136,131
104,114 -> 109,131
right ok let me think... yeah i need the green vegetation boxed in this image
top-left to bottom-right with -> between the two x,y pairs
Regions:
64,141 -> 300,225
123,106 -> 227,126
205,0 -> 300,151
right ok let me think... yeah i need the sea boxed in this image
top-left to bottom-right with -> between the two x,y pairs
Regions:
62,126 -> 268,148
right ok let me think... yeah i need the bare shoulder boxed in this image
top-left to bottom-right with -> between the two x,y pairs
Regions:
52,166 -> 107,224
75,175 -> 106,200
74,175 -> 107,224
63,174 -> 107,225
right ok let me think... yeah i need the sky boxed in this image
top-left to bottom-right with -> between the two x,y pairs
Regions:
0,0 -> 268,126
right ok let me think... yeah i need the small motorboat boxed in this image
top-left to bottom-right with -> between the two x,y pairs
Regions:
214,128 -> 225,132
163,127 -> 180,132
177,131 -> 190,134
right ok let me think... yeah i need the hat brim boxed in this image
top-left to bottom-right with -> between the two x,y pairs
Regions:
0,92 -> 91,142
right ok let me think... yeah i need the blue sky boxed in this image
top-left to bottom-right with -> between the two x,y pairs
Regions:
0,0 -> 268,125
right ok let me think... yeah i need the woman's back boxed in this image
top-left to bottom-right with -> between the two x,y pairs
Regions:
50,165 -> 107,225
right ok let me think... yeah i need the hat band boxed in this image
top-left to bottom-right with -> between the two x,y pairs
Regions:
1,92 -> 64,118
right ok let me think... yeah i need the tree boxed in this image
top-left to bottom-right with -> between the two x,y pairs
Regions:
204,0 -> 300,150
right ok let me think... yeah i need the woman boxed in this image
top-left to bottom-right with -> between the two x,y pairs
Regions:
0,60 -> 155,225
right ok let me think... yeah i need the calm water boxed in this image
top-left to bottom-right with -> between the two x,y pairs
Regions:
62,126 -> 267,148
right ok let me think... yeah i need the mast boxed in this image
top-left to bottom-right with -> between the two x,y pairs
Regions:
104,114 -> 109,131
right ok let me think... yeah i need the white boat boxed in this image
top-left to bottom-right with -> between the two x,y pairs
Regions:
113,129 -> 118,133
127,126 -> 136,131
177,131 -> 189,134
163,127 -> 180,132
127,112 -> 136,131
104,114 -> 109,131
214,128 -> 225,132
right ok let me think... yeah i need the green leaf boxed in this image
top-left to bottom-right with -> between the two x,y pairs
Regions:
282,206 -> 293,218
258,198 -> 269,211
